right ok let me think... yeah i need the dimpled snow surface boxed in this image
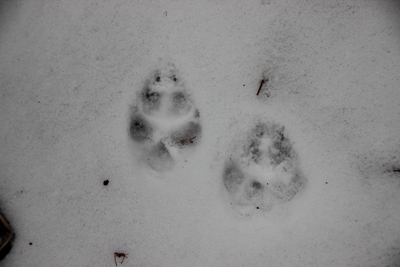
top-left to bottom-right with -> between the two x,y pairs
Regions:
0,1 -> 400,267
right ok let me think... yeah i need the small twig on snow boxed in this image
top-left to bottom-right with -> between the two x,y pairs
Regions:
256,79 -> 264,96
256,77 -> 269,96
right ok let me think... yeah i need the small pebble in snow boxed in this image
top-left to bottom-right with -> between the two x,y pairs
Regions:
103,180 -> 109,186
29,243 -> 32,245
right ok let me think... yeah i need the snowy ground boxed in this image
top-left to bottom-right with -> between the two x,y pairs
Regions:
1,1 -> 400,266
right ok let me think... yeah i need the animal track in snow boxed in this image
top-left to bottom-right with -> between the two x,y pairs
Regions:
129,66 -> 201,171
223,122 -> 306,212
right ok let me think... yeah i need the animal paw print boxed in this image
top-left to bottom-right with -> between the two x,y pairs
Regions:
129,66 -> 201,171
223,122 -> 306,211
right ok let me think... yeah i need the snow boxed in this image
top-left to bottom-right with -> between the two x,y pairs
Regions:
1,0 -> 400,266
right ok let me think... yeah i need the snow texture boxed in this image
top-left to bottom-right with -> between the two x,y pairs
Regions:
0,1 -> 400,267
129,64 -> 202,171
223,121 -> 306,213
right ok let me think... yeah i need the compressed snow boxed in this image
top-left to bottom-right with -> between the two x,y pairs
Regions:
0,0 -> 400,266
129,63 -> 202,171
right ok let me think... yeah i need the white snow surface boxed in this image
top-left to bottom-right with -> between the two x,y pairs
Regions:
1,0 -> 400,266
